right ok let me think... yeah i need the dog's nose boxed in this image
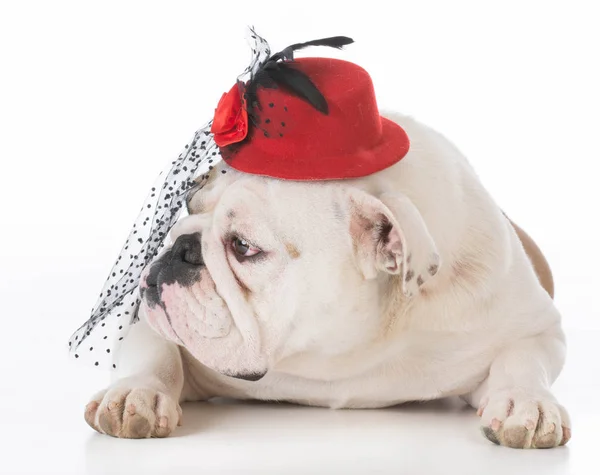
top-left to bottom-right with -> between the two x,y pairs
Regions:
171,233 -> 204,266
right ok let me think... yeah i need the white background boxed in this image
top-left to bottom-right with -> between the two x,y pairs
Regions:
0,1 -> 599,474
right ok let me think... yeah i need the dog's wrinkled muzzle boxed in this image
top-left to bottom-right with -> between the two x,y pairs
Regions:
140,233 -> 268,382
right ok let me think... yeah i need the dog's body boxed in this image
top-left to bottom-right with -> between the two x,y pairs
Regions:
85,113 -> 570,448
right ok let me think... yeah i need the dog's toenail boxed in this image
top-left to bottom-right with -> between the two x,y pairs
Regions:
491,418 -> 502,431
86,401 -> 99,411
159,416 -> 168,428
108,401 -> 117,410
127,404 -> 136,415
482,427 -> 500,445
548,423 -> 556,433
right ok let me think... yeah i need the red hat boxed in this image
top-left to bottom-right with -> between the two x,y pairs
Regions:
211,44 -> 410,181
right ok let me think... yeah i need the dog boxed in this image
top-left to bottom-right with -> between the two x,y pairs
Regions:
83,112 -> 570,449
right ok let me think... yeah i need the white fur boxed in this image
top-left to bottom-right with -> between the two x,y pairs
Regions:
84,114 -> 570,448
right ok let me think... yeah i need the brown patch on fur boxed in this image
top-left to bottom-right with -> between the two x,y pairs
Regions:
417,275 -> 424,286
506,216 -> 554,299
406,253 -> 413,264
451,252 -> 490,288
285,242 -> 301,259
227,209 -> 236,219
405,269 -> 414,282
428,264 -> 439,276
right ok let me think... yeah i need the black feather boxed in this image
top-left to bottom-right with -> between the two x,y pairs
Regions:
286,36 -> 354,52
271,36 -> 354,62
265,63 -> 329,114
245,35 -> 353,115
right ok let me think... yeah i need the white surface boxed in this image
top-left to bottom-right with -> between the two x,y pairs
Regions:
3,321 -> 600,474
1,1 -> 599,474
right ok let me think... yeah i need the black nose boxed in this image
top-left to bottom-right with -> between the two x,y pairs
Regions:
171,233 -> 204,266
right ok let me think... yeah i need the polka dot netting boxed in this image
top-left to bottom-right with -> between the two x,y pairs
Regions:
68,27 -> 272,369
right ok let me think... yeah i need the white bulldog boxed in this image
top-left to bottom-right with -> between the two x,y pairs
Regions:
84,113 -> 570,449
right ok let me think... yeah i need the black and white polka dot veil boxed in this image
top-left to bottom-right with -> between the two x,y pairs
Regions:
68,28 -> 272,369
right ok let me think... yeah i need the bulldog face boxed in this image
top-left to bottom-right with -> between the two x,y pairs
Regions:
139,168 -> 440,381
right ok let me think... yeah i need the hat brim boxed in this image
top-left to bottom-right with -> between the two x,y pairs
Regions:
224,117 -> 410,181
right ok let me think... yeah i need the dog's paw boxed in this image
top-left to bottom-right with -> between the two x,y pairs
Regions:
84,383 -> 182,439
477,389 -> 571,449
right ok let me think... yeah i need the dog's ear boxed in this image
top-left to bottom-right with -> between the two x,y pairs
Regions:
346,188 -> 440,297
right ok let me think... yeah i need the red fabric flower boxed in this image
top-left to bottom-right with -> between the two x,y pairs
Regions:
211,84 -> 248,147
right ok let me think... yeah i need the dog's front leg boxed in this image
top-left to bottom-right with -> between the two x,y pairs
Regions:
463,325 -> 571,449
83,317 -> 185,438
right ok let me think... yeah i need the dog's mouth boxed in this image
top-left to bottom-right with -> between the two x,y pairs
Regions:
139,256 -> 232,341
140,270 -> 162,309
139,253 -> 268,383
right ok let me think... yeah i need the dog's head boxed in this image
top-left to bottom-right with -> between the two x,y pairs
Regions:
139,168 -> 440,381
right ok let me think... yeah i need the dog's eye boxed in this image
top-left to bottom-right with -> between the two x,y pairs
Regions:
231,237 -> 261,258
